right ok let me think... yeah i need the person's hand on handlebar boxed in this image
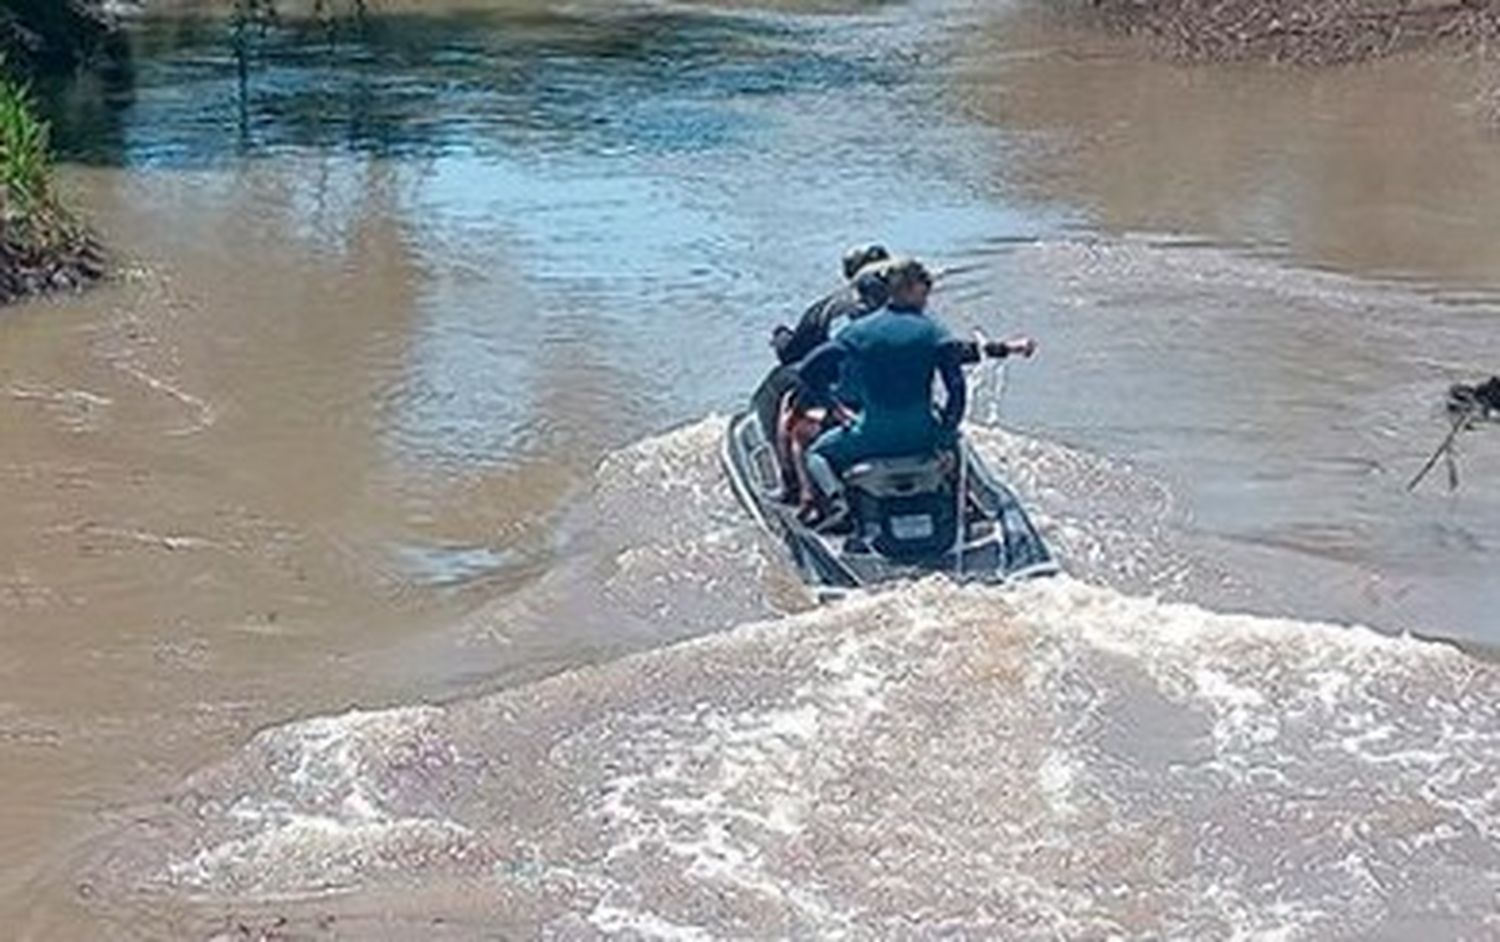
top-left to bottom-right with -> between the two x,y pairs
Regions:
1002,336 -> 1037,359
979,336 -> 1038,360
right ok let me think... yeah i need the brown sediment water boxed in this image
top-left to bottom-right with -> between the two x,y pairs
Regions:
0,161 -> 547,936
1086,0 -> 1500,65
4,0 -> 1500,936
953,4 -> 1500,284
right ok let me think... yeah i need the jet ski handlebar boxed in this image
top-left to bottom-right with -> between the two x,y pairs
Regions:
958,337 -> 1038,365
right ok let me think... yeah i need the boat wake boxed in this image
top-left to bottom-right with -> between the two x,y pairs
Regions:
84,420 -> 1500,939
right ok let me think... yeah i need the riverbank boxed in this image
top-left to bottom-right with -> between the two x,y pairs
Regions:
1089,0 -> 1500,64
0,2 -> 119,305
0,74 -> 103,305
0,229 -> 104,304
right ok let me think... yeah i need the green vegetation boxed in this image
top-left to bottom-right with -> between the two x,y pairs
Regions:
1,72 -> 68,247
0,2 -> 124,302
0,64 -> 100,303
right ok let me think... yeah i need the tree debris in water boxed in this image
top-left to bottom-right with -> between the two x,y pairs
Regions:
1088,0 -> 1500,65
1408,377 -> 1500,492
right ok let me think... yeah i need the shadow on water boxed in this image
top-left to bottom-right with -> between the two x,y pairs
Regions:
38,4 -> 896,168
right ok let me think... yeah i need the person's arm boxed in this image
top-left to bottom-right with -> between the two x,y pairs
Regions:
770,325 -> 795,357
993,336 -> 1038,359
775,295 -> 837,365
796,339 -> 846,409
959,336 -> 1038,363
937,339 -> 968,432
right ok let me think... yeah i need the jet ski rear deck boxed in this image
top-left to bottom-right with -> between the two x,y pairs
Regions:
723,410 -> 1057,599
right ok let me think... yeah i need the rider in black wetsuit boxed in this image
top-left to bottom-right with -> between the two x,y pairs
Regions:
751,244 -> 896,442
772,245 -> 894,365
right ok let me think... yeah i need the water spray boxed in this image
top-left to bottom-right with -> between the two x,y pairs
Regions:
971,329 -> 1012,427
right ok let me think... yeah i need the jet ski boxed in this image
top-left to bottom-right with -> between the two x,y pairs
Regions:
723,340 -> 1058,599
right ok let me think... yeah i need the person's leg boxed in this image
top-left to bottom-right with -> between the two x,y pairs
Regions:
804,449 -> 842,507
803,425 -> 842,508
752,365 -> 798,437
803,423 -> 866,525
782,400 -> 827,505
776,392 -> 799,496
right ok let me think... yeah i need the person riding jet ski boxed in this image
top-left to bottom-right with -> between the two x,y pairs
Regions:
750,244 -> 897,440
772,244 -> 896,365
798,257 -> 1034,527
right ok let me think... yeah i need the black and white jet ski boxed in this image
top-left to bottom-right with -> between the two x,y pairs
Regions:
723,340 -> 1058,599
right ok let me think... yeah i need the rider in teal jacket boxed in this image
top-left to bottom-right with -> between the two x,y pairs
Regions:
797,258 -> 968,513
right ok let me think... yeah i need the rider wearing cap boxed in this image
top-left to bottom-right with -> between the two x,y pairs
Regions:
797,258 -> 969,521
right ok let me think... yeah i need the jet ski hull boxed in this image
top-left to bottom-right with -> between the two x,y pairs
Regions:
722,411 -> 1057,599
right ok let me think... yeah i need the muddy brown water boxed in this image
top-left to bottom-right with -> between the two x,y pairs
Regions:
4,0 -> 1500,936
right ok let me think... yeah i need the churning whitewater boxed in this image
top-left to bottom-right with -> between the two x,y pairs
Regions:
86,421 -> 1500,939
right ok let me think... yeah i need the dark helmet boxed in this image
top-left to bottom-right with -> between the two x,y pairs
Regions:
841,243 -> 891,281
853,261 -> 895,308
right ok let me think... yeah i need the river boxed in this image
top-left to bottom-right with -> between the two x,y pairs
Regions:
4,0 -> 1500,936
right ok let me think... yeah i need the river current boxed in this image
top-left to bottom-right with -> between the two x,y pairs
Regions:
4,0 -> 1500,936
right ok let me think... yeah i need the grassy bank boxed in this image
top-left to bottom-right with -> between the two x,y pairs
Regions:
1089,0 -> 1500,64
0,70 -> 101,304
0,1 -> 123,304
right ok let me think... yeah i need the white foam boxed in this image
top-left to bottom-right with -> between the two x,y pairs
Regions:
112,422 -> 1500,937
162,706 -> 481,898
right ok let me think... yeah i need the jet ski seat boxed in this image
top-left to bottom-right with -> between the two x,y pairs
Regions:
842,453 -> 952,498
